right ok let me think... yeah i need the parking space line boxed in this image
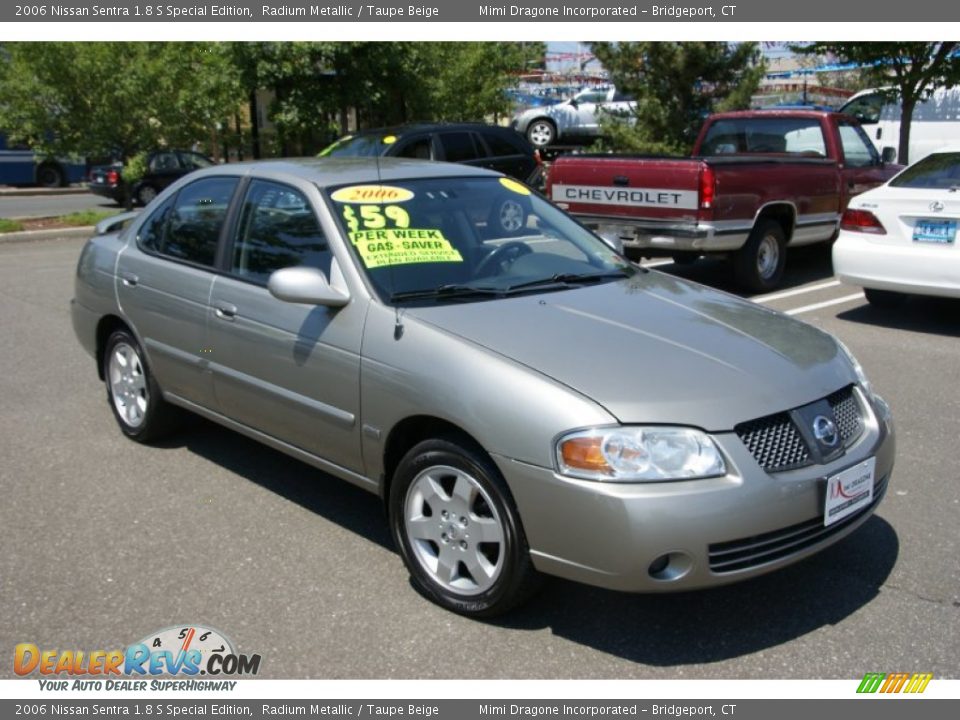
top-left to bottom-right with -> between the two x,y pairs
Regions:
784,292 -> 864,316
753,280 -> 841,303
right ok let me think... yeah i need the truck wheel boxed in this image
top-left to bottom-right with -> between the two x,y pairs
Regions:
36,163 -> 64,188
735,220 -> 787,292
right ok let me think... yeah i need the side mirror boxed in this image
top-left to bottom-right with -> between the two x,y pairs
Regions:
881,147 -> 897,164
96,211 -> 139,236
568,99 -> 579,109
268,266 -> 350,307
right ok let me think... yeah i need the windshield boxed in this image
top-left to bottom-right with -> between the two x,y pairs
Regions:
320,134 -> 389,158
325,176 -> 636,304
889,152 -> 960,189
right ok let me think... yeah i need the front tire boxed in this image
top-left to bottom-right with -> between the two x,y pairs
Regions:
135,184 -> 158,206
525,119 -> 556,149
103,329 -> 178,442
389,438 -> 542,617
735,219 -> 787,292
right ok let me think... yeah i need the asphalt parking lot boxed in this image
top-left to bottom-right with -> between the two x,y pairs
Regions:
1,236 -> 957,679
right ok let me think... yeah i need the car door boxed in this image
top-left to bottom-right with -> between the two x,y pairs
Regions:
567,89 -> 608,137
116,176 -> 240,409
835,119 -> 890,206
206,178 -> 365,473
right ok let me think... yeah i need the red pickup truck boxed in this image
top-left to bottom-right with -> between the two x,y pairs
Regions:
547,110 -> 902,290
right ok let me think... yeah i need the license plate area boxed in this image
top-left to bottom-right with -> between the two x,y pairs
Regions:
824,457 -> 875,526
913,218 -> 956,244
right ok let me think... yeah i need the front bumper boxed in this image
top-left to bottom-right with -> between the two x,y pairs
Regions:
494,391 -> 895,593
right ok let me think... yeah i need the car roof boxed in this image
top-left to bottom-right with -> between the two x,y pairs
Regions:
191,156 -> 501,187
351,123 -> 519,137
708,109 -> 839,120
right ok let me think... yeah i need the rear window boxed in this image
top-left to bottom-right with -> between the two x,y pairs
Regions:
701,118 -> 827,157
890,152 -> 960,189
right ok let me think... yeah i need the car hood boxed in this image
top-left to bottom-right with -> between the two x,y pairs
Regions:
406,272 -> 854,430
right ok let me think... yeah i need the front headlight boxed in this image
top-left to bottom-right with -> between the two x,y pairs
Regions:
837,340 -> 873,397
556,426 -> 726,482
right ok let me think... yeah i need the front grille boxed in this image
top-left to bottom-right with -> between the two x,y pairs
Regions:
828,386 -> 865,446
736,385 -> 867,472
735,413 -> 812,472
707,473 -> 888,574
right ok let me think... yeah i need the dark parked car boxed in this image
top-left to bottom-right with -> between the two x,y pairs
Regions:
320,123 -> 543,188
88,150 -> 214,206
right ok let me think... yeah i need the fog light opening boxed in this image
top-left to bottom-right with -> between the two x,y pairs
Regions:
648,552 -> 693,581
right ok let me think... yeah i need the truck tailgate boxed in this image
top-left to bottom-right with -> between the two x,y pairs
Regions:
548,155 -> 704,223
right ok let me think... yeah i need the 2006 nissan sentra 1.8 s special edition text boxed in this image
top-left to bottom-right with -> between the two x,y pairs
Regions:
71,158 -> 896,616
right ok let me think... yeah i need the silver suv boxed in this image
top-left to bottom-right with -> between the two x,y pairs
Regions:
511,86 -> 636,149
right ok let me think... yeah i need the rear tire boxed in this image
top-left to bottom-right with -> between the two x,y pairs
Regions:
864,288 -> 907,309
735,219 -> 787,292
103,329 -> 179,443
389,437 -> 542,617
36,163 -> 64,188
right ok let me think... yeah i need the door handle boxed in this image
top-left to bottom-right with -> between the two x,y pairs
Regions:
119,271 -> 139,287
214,302 -> 237,321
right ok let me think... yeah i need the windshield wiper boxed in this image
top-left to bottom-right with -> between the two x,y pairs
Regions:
389,284 -> 502,303
502,270 -> 630,294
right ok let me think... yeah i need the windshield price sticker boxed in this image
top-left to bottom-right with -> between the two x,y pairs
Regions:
350,228 -> 463,268
330,185 -> 414,204
342,204 -> 410,233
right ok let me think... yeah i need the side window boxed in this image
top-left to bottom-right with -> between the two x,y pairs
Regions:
838,123 -> 880,168
439,132 -> 480,162
179,152 -> 214,170
137,196 -> 176,253
232,180 -> 331,284
841,93 -> 884,125
163,177 -> 238,266
482,132 -> 520,158
395,137 -> 432,160
149,151 -> 180,172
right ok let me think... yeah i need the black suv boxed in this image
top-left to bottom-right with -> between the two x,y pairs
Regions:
320,123 -> 543,189
88,150 -> 215,206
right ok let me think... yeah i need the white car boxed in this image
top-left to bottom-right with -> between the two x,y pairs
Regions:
833,146 -> 960,308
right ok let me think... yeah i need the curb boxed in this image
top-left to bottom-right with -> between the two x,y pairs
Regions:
0,186 -> 90,197
0,226 -> 93,243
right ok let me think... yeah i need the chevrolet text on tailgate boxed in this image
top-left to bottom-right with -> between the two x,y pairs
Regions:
548,110 -> 902,291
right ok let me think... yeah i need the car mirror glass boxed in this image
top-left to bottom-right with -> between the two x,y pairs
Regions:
267,266 -> 350,307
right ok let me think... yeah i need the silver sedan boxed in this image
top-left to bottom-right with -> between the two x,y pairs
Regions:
72,158 -> 895,616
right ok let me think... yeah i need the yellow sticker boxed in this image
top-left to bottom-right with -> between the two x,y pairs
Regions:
383,135 -> 397,145
331,185 -> 415,204
499,177 -> 531,196
349,228 -> 463,269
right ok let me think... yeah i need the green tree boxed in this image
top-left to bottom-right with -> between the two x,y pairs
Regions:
0,42 -> 242,161
590,42 -> 765,154
796,42 -> 960,164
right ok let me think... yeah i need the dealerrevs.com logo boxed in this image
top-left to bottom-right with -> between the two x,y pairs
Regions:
857,672 -> 933,694
15,625 -> 261,691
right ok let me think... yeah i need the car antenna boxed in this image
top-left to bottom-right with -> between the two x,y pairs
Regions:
375,138 -> 404,340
